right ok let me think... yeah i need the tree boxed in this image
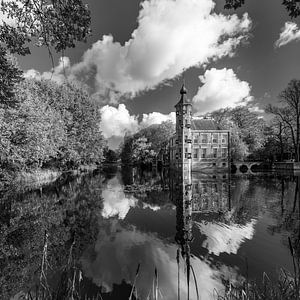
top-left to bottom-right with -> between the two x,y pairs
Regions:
211,106 -> 266,160
0,51 -> 23,108
224,0 -> 300,18
266,79 -> 300,162
120,121 -> 175,165
132,137 -> 156,164
1,79 -> 105,171
136,121 -> 175,153
104,148 -> 119,163
0,0 -> 91,107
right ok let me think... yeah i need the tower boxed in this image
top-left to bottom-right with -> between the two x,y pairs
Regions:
175,84 -> 193,174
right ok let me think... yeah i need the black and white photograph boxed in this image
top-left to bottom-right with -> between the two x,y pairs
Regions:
0,0 -> 299,299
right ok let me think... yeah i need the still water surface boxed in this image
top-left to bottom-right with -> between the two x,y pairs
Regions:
0,167 -> 299,299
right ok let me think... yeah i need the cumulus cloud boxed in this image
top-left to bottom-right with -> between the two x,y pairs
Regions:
275,22 -> 300,48
140,111 -> 176,128
192,68 -> 252,114
25,0 -> 251,101
99,104 -> 139,140
99,104 -> 175,149
24,57 -> 71,84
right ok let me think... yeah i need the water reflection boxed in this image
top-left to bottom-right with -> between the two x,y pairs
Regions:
1,168 -> 299,299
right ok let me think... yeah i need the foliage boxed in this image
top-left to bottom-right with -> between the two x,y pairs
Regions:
224,0 -> 300,18
0,0 -> 91,107
0,79 -> 105,172
0,49 -> 23,108
120,121 -> 175,165
211,106 -> 266,160
266,79 -> 300,162
104,148 -> 119,163
132,137 -> 156,164
0,0 -> 91,54
136,121 -> 175,153
0,172 -> 104,299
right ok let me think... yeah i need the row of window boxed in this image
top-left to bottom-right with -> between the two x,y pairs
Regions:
170,148 -> 227,159
170,137 -> 228,146
192,148 -> 227,158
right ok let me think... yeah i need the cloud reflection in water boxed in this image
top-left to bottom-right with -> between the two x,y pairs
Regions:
80,219 -> 242,300
195,219 -> 257,255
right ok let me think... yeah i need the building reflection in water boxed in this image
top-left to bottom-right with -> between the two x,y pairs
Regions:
170,168 -> 232,300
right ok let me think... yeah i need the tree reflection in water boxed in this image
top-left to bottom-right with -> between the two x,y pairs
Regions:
1,168 -> 299,299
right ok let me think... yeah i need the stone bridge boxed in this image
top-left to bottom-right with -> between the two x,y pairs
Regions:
231,161 -> 269,174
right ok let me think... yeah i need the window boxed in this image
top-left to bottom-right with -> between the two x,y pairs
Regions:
193,149 -> 198,159
201,134 -> 208,143
185,148 -> 188,152
221,148 -> 227,158
194,139 -> 198,144
222,134 -> 227,144
212,133 -> 218,143
201,148 -> 207,158
213,148 -> 218,158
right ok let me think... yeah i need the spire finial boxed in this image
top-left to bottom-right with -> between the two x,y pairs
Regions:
180,69 -> 187,95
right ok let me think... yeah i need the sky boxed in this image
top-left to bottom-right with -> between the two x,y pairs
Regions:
14,0 -> 300,147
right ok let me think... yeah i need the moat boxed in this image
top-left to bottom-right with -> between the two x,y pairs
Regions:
1,167 -> 299,299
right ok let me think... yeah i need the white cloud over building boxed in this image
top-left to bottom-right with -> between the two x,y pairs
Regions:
192,68 -> 252,114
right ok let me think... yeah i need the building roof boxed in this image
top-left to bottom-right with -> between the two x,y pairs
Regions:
191,118 -> 224,131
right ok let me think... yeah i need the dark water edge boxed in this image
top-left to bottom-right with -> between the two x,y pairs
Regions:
0,166 -> 299,299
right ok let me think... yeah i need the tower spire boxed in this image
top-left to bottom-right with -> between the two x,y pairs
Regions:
180,70 -> 187,95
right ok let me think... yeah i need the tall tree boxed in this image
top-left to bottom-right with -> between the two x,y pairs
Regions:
267,79 -> 300,162
0,0 -> 91,107
1,79 -> 105,171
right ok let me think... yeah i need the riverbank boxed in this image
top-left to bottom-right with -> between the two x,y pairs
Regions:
0,164 -> 100,191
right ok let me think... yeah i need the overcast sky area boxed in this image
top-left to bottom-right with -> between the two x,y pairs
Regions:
18,0 -> 300,148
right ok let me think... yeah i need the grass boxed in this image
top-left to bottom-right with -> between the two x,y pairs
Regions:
13,231 -> 300,300
216,237 -> 299,300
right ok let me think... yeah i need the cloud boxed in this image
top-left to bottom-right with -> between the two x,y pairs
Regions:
195,219 -> 256,255
275,22 -> 300,48
140,111 -> 176,128
24,57 -> 71,84
25,0 -> 251,101
192,68 -> 252,114
99,104 -> 139,140
99,104 -> 175,149
80,220 -> 237,299
101,177 -> 138,219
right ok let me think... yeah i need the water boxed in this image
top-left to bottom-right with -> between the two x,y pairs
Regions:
0,167 -> 299,299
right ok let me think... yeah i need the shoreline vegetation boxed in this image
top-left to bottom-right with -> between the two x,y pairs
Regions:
13,165 -> 99,188
16,226 -> 300,300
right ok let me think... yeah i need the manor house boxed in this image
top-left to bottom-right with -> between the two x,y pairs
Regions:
169,84 -> 230,171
